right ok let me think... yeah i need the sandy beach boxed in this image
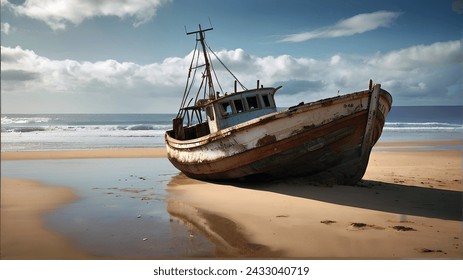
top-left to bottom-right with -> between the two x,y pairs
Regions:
1,178 -> 94,259
1,141 -> 462,259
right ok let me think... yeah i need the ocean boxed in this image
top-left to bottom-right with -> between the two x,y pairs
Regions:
1,113 -> 174,151
381,105 -> 463,143
1,106 -> 462,152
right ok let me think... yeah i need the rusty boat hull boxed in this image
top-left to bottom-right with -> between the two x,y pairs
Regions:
166,85 -> 392,185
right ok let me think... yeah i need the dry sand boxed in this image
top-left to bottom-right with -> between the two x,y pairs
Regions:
1,178 -> 94,259
167,146 -> 463,258
1,142 -> 462,259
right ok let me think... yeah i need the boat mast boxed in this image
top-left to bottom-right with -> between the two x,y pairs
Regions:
187,24 -> 215,100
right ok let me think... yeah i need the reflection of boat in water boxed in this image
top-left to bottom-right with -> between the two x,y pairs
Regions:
165,25 -> 392,185
166,173 -> 278,257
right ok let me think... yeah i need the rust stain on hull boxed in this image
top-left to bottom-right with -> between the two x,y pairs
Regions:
166,87 -> 392,185
256,135 -> 277,147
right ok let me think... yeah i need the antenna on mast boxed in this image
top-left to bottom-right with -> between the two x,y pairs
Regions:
184,18 -> 214,35
185,24 -> 213,35
208,17 -> 213,29
185,24 -> 215,99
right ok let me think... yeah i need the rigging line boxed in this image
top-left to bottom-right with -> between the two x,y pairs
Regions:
193,72 -> 203,106
182,41 -> 198,97
205,42 -> 248,91
179,41 -> 199,116
185,47 -> 202,106
207,50 -> 224,96
194,104 -> 202,123
185,97 -> 193,109
193,74 -> 206,106
202,76 -> 207,100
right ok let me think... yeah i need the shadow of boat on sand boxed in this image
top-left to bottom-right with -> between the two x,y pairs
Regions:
231,178 -> 462,222
169,173 -> 462,222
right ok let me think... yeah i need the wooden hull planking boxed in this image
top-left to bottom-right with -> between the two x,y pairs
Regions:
166,85 -> 392,184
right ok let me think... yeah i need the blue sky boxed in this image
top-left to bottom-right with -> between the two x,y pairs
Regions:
1,0 -> 462,113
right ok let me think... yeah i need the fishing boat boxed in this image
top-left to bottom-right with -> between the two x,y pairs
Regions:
165,25 -> 392,185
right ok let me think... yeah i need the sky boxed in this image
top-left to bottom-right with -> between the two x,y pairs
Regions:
1,0 -> 462,114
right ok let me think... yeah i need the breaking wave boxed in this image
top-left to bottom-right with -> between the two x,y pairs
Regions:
2,124 -> 170,134
384,122 -> 463,131
1,116 -> 53,125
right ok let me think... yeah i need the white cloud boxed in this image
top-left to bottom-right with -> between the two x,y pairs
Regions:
330,54 -> 342,65
369,40 -> 462,70
1,39 -> 461,113
281,11 -> 401,42
0,45 -> 186,92
2,0 -> 170,30
1,22 -> 10,34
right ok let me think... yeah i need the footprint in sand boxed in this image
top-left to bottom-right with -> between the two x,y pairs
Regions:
392,225 -> 416,231
420,248 -> 446,254
348,222 -> 385,230
320,220 -> 336,225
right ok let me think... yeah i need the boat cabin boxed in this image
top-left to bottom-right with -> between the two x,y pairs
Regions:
206,87 -> 277,133
170,85 -> 278,141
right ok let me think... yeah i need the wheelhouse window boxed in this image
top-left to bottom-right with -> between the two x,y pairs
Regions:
221,102 -> 233,116
261,94 -> 271,108
234,99 -> 244,113
246,96 -> 259,110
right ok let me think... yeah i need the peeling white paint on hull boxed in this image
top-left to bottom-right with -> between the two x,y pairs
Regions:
166,85 -> 392,185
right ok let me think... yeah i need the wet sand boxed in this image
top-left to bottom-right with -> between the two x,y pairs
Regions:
168,148 -> 462,258
1,141 -> 462,259
1,178 -> 94,259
